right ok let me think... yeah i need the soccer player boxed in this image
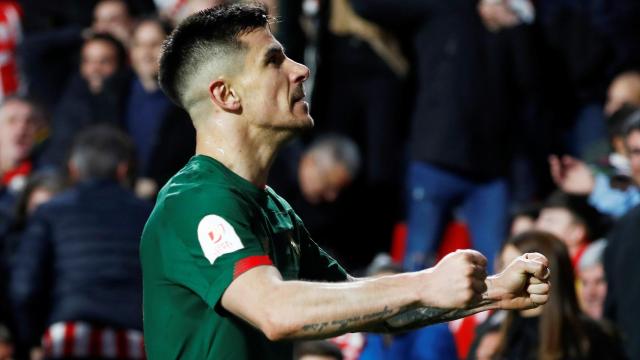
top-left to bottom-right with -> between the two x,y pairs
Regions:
140,3 -> 551,359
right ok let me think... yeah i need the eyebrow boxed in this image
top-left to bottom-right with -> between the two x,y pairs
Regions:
262,44 -> 285,62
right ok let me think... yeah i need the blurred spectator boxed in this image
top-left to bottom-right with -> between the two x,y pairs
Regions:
535,191 -> 604,268
605,71 -> 640,117
508,204 -> 540,237
357,255 -> 458,360
42,33 -> 129,167
0,96 -> 47,210
550,110 -> 640,218
0,325 -> 13,360
297,135 -> 360,205
10,125 -> 151,359
269,135 -> 365,268
351,0 -> 539,272
475,230 -> 624,360
577,239 -> 608,320
294,340 -> 343,360
0,170 -> 66,334
311,0 -> 409,262
125,17 -> 195,198
92,0 -> 134,47
605,204 -> 640,359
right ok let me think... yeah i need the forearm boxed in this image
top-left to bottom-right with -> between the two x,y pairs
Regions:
259,272 -> 423,339
381,276 -> 501,333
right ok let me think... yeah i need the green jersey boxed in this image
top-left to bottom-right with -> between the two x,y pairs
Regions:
141,155 -> 347,359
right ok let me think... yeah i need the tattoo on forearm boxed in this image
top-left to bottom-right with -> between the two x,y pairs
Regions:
301,306 -> 394,334
386,301 -> 493,331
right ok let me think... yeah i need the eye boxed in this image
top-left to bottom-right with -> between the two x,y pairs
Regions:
265,51 -> 285,67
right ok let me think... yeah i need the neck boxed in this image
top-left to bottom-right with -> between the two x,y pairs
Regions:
195,116 -> 290,188
139,76 -> 159,92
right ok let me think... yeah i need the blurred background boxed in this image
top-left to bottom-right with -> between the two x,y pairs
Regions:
1,0 -> 640,359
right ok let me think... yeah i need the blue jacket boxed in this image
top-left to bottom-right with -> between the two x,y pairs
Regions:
9,180 -> 152,345
359,323 -> 458,360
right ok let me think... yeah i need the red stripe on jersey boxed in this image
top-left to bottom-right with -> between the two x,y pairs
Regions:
89,327 -> 103,357
62,322 -> 76,357
116,330 -> 128,359
233,255 -> 273,279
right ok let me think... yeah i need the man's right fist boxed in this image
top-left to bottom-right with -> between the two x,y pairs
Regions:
420,249 -> 489,308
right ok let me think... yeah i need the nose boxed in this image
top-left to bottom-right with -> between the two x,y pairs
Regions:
289,59 -> 310,84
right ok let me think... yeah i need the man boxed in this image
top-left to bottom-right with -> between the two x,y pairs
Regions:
11,125 -> 151,359
141,4 -> 551,359
43,33 -> 129,167
535,191 -> 603,268
125,18 -> 194,198
92,0 -> 135,47
604,203 -> 640,359
577,239 -> 608,319
0,96 -> 46,209
549,109 -> 640,218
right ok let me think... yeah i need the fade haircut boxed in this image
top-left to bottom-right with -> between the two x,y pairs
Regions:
158,3 -> 270,109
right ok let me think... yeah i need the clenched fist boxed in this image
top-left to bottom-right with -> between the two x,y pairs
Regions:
420,249 -> 489,308
487,252 -> 551,310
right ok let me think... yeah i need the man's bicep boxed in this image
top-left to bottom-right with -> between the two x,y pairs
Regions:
221,265 -> 283,331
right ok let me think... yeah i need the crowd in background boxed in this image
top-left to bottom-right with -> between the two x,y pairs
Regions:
0,0 -> 640,359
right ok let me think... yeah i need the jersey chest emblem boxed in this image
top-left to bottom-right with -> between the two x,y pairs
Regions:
197,214 -> 244,264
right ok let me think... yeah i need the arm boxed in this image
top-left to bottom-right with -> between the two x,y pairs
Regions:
221,250 -> 550,340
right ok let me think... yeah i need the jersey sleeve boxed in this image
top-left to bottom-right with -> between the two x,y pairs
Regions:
161,185 -> 272,308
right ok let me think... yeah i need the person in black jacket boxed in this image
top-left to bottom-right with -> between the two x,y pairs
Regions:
41,33 -> 130,168
9,125 -> 152,360
351,0 -> 539,272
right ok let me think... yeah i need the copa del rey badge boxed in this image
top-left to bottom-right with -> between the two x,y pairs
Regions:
197,215 -> 244,264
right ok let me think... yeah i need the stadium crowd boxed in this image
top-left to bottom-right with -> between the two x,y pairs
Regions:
0,0 -> 639,359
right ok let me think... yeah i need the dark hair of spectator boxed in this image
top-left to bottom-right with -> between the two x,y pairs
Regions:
69,125 -> 135,181
84,32 -> 128,70
543,191 -> 605,240
158,2 -> 270,107
134,16 -> 173,38
495,230 -> 590,359
623,109 -> 640,137
607,104 -> 638,139
509,203 -> 541,223
12,170 -> 67,228
293,340 -> 344,360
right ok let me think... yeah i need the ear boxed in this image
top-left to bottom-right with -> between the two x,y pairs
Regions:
209,79 -> 241,112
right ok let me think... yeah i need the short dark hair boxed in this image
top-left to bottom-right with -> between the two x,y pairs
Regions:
543,191 -> 606,240
623,108 -> 640,137
84,32 -> 128,70
607,104 -> 638,139
70,125 -> 135,180
158,3 -> 270,108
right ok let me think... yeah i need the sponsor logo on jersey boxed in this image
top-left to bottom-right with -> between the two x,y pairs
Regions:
197,214 -> 243,264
